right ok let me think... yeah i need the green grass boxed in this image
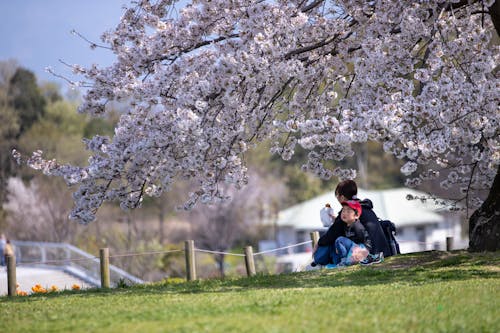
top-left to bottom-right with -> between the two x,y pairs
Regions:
1,250 -> 499,333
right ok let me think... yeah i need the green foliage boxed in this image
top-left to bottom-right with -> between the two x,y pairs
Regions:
115,278 -> 130,289
159,243 -> 186,278
282,167 -> 324,206
84,118 -> 114,138
247,142 -> 328,207
83,109 -> 119,138
39,82 -> 63,104
8,68 -> 46,134
18,99 -> 89,165
0,63 -> 21,206
1,251 -> 498,333
0,102 -> 19,139
0,102 -> 19,187
363,142 -> 406,189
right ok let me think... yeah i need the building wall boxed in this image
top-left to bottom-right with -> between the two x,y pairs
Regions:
396,221 -> 468,253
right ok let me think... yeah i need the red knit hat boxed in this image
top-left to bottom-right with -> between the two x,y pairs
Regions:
341,200 -> 362,216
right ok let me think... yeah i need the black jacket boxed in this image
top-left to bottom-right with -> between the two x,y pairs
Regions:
344,220 -> 372,253
317,215 -> 345,247
358,199 -> 391,256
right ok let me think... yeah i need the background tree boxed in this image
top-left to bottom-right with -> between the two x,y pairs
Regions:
8,68 -> 46,135
19,99 -> 89,164
148,179 -> 193,245
1,64 -> 49,226
0,61 -> 19,213
3,177 -> 78,243
189,172 -> 286,277
22,0 -> 499,251
0,90 -> 19,205
2,94 -> 91,242
39,82 -> 63,103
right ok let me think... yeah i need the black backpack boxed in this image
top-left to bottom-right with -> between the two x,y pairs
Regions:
379,219 -> 401,256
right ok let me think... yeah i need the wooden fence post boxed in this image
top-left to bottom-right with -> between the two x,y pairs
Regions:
185,240 -> 196,281
446,237 -> 454,251
100,248 -> 110,288
6,255 -> 16,297
310,231 -> 320,249
244,246 -> 256,277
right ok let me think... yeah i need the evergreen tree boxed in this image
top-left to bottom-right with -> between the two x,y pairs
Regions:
8,68 -> 46,135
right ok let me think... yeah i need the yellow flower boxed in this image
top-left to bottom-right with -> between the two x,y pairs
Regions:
31,284 -> 47,293
50,285 -> 59,292
71,284 -> 81,290
16,290 -> 28,296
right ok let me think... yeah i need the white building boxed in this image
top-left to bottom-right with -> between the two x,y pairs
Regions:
265,187 -> 468,257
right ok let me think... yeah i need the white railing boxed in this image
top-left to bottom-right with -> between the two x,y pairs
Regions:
12,241 -> 144,286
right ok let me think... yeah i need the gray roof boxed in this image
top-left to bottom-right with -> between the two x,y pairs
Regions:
276,187 -> 445,230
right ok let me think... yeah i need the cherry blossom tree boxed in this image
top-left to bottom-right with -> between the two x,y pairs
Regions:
17,0 -> 499,250
3,178 -> 78,243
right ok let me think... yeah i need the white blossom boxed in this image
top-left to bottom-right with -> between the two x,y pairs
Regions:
19,0 -> 500,223
401,161 -> 418,175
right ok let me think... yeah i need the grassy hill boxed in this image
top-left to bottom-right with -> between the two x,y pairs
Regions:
1,250 -> 499,333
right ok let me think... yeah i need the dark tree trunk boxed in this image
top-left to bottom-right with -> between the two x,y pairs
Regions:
216,253 -> 226,278
469,165 -> 500,251
159,208 -> 165,245
356,144 -> 368,189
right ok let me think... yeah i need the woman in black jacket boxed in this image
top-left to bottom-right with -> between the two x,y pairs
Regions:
313,180 -> 389,266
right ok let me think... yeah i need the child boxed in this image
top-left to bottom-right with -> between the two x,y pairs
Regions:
328,200 -> 372,267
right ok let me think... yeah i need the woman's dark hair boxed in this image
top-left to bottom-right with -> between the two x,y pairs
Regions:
335,180 -> 358,199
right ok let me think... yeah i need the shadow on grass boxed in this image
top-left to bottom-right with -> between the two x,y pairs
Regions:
2,250 -> 499,302
120,250 -> 500,294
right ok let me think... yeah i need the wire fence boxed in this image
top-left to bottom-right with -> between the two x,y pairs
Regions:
3,235 -> 459,296
3,238 -> 315,295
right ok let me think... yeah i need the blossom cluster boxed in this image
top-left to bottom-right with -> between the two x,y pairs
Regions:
21,0 -> 499,222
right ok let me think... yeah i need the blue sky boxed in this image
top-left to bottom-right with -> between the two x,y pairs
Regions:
0,1 -> 151,91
